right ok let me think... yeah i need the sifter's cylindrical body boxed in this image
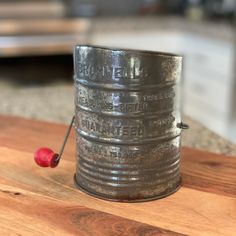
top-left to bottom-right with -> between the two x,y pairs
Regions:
74,45 -> 183,202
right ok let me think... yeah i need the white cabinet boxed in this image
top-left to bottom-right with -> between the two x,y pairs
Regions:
181,34 -> 235,141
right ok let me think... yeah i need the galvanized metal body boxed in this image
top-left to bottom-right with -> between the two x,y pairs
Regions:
74,45 -> 183,202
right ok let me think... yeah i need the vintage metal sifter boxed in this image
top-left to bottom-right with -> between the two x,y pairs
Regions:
34,45 -> 188,202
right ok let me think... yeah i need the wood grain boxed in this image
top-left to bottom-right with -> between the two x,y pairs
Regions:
1,147 -> 236,236
182,147 -> 236,198
0,185 -> 181,236
0,115 -> 76,158
0,115 -> 236,235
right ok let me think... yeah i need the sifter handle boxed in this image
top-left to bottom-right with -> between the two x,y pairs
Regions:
34,116 -> 75,168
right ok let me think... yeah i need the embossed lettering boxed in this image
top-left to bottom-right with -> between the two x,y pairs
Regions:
80,120 -> 144,137
76,63 -> 150,80
114,67 -> 123,79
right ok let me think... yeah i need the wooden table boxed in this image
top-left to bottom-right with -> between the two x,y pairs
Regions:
0,115 -> 236,236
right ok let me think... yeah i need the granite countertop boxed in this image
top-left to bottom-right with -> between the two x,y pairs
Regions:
0,80 -> 235,156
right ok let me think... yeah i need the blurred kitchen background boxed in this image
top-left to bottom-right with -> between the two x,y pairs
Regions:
0,0 -> 236,153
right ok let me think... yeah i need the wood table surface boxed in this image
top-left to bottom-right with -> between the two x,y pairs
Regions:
0,115 -> 236,236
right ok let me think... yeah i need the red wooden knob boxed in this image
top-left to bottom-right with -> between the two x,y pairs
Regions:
34,147 -> 59,168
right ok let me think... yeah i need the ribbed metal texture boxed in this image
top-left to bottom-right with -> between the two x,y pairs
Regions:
74,45 -> 183,202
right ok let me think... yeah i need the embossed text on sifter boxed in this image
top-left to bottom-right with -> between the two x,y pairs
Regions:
73,45 -> 187,202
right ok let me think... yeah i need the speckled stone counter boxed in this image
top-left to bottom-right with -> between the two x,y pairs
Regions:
0,80 -> 235,156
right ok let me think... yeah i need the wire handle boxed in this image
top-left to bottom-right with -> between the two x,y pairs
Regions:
34,116 -> 75,168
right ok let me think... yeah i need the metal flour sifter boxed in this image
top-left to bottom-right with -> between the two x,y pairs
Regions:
34,45 -> 188,202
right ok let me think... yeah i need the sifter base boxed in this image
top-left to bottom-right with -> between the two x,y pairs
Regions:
74,174 -> 181,203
